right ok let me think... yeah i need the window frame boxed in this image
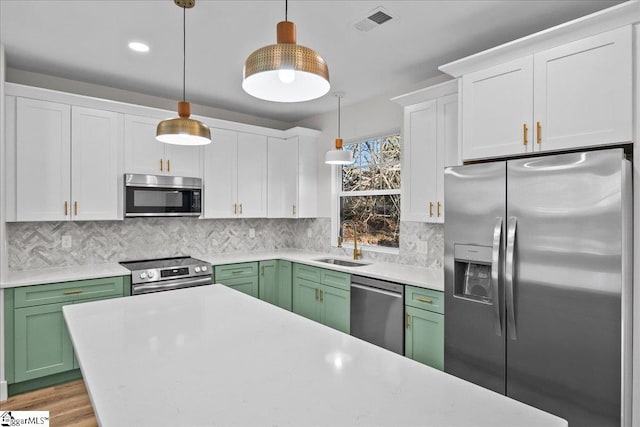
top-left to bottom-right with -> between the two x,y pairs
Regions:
331,130 -> 401,254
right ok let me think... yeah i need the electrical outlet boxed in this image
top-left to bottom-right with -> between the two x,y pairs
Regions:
249,228 -> 256,238
61,235 -> 72,249
306,228 -> 312,238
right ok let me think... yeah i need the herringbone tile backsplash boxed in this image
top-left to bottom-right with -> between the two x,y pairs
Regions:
7,218 -> 443,271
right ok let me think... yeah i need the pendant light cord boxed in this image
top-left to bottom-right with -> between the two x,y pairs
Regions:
182,5 -> 186,102
285,0 -> 288,21
337,95 -> 341,138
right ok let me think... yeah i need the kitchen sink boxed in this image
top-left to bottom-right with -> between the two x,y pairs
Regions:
315,258 -> 370,267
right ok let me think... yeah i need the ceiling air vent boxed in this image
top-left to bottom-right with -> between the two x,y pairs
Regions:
354,7 -> 394,32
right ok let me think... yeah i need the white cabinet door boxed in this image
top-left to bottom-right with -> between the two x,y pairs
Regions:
203,129 -> 237,218
296,135 -> 318,218
267,137 -> 298,218
533,26 -> 632,152
401,100 -> 438,222
462,57 -> 533,160
237,133 -> 267,218
164,144 -> 202,178
71,107 -> 122,221
124,114 -> 165,175
16,98 -> 71,221
436,93 -> 459,223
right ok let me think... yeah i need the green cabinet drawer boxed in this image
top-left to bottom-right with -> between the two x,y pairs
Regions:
221,276 -> 259,298
405,285 -> 444,314
14,276 -> 125,308
293,263 -> 321,283
320,269 -> 350,291
215,262 -> 258,280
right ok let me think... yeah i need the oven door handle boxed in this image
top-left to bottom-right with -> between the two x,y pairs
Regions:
132,276 -> 212,295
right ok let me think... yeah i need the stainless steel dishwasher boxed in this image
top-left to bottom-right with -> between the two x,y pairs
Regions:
350,275 -> 404,354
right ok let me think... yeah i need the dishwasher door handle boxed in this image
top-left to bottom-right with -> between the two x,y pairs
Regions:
351,283 -> 403,298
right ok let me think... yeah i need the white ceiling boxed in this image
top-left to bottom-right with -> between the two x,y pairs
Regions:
0,0 -> 624,124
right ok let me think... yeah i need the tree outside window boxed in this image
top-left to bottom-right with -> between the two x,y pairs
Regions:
339,134 -> 400,248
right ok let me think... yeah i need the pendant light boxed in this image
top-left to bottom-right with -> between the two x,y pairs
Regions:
325,93 -> 354,165
242,0 -> 330,103
156,0 -> 211,146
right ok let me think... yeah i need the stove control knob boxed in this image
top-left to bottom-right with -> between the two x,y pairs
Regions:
195,266 -> 201,273
140,272 -> 147,280
201,265 -> 208,272
148,270 -> 155,279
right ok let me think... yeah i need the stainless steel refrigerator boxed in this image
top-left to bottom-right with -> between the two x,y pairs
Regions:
444,148 -> 632,427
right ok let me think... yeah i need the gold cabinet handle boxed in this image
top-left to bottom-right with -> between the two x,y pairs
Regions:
315,288 -> 319,301
523,123 -> 528,145
167,159 -> 171,172
319,289 -> 323,302
63,289 -> 83,295
239,203 -> 243,215
292,204 -> 296,216
437,201 -> 441,218
231,270 -> 244,274
64,201 -> 68,216
74,201 -> 78,216
416,296 -> 433,304
261,266 -> 265,276
536,121 -> 542,144
429,202 -> 434,218
160,159 -> 163,172
405,312 -> 410,329
234,203 -> 237,215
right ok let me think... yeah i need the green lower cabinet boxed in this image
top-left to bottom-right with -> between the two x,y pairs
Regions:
405,305 -> 444,370
258,260 -> 278,304
14,302 -> 74,382
276,260 -> 292,311
292,277 -> 323,323
221,276 -> 259,298
320,284 -> 350,334
292,263 -> 350,334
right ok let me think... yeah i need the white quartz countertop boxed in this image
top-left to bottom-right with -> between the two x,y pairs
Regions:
202,250 -> 444,291
1,262 -> 129,288
63,285 -> 566,427
1,250 -> 443,291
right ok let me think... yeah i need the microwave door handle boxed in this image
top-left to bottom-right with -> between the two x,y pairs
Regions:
491,217 -> 503,336
505,216 -> 517,340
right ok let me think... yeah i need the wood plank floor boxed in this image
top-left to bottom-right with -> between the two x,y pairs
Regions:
0,380 -> 98,427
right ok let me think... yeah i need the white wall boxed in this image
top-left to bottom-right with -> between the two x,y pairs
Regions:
6,68 -> 292,131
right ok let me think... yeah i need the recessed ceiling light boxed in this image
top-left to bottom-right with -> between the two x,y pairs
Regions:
128,41 -> 150,53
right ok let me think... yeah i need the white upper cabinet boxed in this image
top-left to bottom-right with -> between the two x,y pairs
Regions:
203,129 -> 237,218
462,57 -> 533,160
9,97 -> 122,221
393,80 -> 459,223
459,26 -> 632,160
532,26 -> 632,151
71,107 -> 121,221
237,132 -> 268,218
124,114 -> 202,177
268,137 -> 298,218
267,135 -> 318,219
203,130 -> 267,218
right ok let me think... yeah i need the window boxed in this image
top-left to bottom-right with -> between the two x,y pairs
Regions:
336,133 -> 401,250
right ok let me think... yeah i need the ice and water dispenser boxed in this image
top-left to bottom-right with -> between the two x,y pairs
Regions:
453,244 -> 494,304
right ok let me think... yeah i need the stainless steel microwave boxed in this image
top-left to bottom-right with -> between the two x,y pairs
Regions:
124,174 -> 202,217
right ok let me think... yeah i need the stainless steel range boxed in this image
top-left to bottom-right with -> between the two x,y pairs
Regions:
120,256 -> 213,295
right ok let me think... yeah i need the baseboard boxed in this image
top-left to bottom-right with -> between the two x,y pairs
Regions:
0,380 -> 8,401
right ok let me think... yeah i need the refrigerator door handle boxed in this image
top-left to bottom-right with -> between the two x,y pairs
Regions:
505,216 -> 517,340
491,217 -> 503,336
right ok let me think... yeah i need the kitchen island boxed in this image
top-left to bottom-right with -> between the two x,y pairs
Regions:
63,285 -> 566,427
